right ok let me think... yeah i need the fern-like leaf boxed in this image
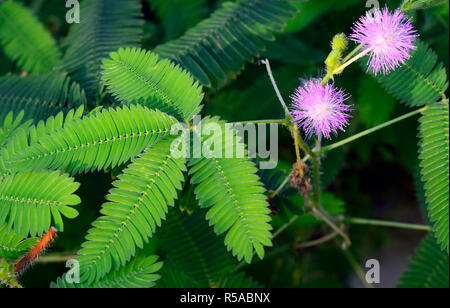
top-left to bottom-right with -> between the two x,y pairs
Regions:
62,0 -> 142,98
369,41 -> 448,107
3,105 -> 177,175
418,101 -> 449,252
102,47 -> 204,121
77,138 -> 186,284
0,73 -> 86,122
0,171 -> 81,237
0,223 -> 39,261
0,0 -> 62,74
157,209 -> 235,287
154,0 -> 298,87
51,255 -> 163,288
398,234 -> 449,288
189,117 -> 272,263
0,111 -> 31,149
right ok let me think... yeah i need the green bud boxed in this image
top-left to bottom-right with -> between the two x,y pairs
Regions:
332,33 -> 348,52
325,49 -> 341,69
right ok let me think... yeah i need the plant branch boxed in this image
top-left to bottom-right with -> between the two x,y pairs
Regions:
36,252 -> 77,263
344,217 -> 431,231
295,232 -> 339,249
261,58 -> 290,115
309,205 -> 351,248
312,136 -> 322,208
321,106 -> 428,153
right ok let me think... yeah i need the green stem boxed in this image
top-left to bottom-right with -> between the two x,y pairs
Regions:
295,232 -> 339,249
36,252 -> 77,263
269,173 -> 291,198
311,206 -> 351,248
273,215 -> 300,239
262,59 -> 289,115
333,48 -> 371,75
344,217 -> 431,231
321,106 -> 428,154
342,44 -> 363,63
342,249 -> 375,289
312,137 -> 322,208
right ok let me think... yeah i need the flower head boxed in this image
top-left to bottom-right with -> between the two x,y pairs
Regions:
289,78 -> 352,139
350,7 -> 418,75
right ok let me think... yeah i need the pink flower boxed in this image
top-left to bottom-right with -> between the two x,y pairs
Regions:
289,78 -> 352,139
350,7 -> 418,75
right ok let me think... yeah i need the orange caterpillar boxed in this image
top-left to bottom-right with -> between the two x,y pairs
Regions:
14,227 -> 58,275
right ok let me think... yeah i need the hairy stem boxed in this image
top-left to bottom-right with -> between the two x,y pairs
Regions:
344,217 -> 431,231
321,106 -> 428,153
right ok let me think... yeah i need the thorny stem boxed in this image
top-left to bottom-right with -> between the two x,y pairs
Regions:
320,106 -> 428,153
344,217 -> 432,231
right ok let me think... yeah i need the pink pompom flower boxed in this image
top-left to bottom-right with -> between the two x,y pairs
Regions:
350,7 -> 418,75
289,78 -> 352,139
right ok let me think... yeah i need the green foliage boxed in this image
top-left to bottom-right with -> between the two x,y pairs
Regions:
77,138 -> 186,284
102,47 -> 204,121
417,102 -> 449,252
398,234 -> 449,288
0,0 -> 62,74
0,223 -> 39,261
0,111 -> 32,149
0,171 -> 80,237
189,117 -> 272,263
3,105 -> 177,175
0,258 -> 21,288
0,73 -> 86,122
51,255 -> 163,288
157,210 -> 235,288
149,0 -> 209,40
154,0 -> 298,87
62,0 -> 142,98
401,0 -> 448,11
370,41 -> 448,107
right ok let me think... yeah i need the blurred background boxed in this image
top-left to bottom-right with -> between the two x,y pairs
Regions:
1,0 -> 448,288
